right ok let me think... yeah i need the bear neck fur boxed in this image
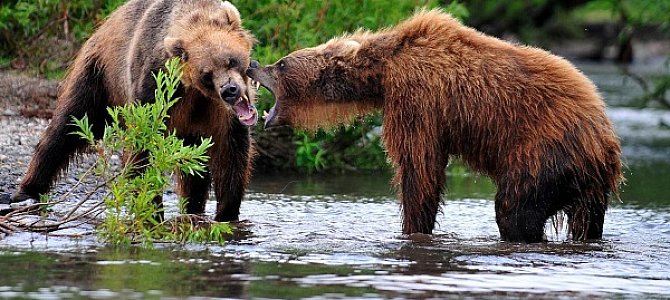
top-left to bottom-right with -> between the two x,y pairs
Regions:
288,10 -> 468,131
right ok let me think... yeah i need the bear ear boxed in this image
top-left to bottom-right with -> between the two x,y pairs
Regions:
164,37 -> 188,61
221,1 -> 241,29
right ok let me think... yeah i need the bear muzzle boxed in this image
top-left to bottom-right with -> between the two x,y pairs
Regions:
221,82 -> 241,103
220,82 -> 258,126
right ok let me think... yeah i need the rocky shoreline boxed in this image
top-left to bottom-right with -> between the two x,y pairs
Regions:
0,116 -> 103,212
0,117 -> 48,202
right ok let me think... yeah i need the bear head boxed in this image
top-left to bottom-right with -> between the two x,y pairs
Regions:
164,1 -> 258,126
247,37 -> 384,130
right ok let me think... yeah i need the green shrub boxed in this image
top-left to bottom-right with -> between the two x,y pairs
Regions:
72,58 -> 231,247
0,0 -> 124,76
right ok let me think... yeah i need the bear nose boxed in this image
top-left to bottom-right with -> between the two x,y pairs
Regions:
221,82 -> 241,103
249,60 -> 260,69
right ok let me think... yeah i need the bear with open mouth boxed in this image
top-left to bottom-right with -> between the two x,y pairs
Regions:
11,0 -> 258,222
248,9 -> 623,243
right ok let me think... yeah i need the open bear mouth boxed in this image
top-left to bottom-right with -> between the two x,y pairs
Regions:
249,78 -> 279,128
232,93 -> 258,126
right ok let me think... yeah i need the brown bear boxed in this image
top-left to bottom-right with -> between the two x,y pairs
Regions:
10,0 -> 258,222
247,9 -> 623,242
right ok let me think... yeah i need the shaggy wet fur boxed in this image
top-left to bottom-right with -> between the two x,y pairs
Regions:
12,0 -> 257,222
248,10 -> 623,242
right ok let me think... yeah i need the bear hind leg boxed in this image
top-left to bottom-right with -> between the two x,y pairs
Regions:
13,57 -> 108,202
565,192 -> 607,241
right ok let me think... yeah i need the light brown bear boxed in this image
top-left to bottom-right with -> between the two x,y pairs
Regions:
10,0 -> 258,222
248,10 -> 623,242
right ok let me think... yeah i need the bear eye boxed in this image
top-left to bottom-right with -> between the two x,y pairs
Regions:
228,58 -> 239,69
277,60 -> 287,70
200,71 -> 214,89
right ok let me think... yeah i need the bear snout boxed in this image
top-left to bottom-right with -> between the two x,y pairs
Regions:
221,82 -> 241,104
245,64 -> 260,80
246,67 -> 277,96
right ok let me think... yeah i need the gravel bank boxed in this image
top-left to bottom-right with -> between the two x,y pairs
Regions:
0,116 -> 104,209
0,116 -> 49,200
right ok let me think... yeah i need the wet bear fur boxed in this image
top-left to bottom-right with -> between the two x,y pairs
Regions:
247,10 -> 624,242
12,0 -> 258,222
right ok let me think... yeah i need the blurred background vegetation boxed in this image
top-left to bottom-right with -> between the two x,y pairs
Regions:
0,0 -> 668,173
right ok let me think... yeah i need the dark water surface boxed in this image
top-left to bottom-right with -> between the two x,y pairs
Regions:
1,63 -> 669,299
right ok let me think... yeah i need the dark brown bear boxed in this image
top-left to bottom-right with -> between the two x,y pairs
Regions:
248,10 -> 623,242
11,0 -> 258,222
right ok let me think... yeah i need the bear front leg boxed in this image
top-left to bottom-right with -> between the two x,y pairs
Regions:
177,169 -> 212,215
391,150 -> 449,235
211,121 -> 253,222
175,135 -> 212,215
123,150 -> 164,221
383,111 -> 449,235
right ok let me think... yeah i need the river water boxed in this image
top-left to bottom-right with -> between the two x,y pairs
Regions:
0,62 -> 669,299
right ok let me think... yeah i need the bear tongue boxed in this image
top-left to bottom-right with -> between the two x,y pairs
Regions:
233,99 -> 258,126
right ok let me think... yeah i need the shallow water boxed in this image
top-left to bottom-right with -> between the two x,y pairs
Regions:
1,162 -> 669,299
1,63 -> 670,299
1,167 -> 670,299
